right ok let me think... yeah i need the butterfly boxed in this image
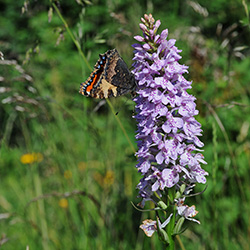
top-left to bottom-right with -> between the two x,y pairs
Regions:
79,49 -> 136,99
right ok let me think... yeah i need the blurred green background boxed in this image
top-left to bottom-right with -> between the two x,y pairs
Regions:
0,0 -> 250,249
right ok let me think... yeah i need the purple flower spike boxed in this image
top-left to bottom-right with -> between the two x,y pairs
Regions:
133,14 -> 208,237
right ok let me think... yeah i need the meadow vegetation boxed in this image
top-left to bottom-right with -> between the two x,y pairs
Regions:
0,0 -> 250,249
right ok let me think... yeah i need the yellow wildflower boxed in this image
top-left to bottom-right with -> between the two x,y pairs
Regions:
103,170 -> 115,187
78,162 -> 87,171
64,170 -> 72,179
20,153 -> 43,164
93,170 -> 115,188
59,198 -> 68,208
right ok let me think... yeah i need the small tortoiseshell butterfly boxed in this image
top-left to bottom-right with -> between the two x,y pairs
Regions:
79,49 -> 136,99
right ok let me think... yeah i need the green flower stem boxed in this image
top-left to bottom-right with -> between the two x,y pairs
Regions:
166,187 -> 176,250
176,235 -> 186,250
52,2 -> 91,71
166,214 -> 175,250
106,99 -> 136,153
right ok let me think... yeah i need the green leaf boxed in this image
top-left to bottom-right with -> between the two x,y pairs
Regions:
173,217 -> 185,235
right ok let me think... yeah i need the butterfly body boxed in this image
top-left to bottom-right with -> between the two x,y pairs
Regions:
79,49 -> 136,99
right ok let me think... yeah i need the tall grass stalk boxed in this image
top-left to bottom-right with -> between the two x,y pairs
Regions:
51,1 -> 136,154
